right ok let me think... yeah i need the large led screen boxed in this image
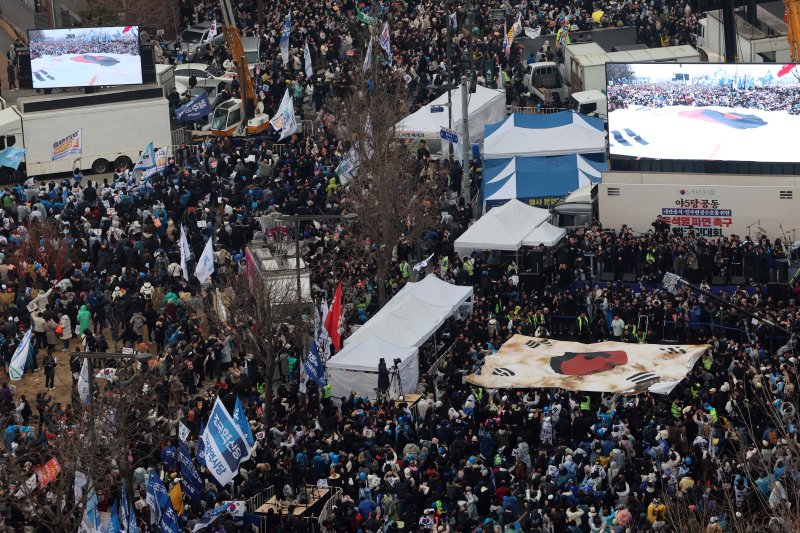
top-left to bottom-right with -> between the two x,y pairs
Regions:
606,63 -> 800,163
28,26 -> 142,89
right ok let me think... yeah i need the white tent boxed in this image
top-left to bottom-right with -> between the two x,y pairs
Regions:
394,274 -> 473,315
454,199 -> 551,255
483,111 -> 606,160
326,337 -> 418,400
522,221 -> 567,247
329,276 -> 473,399
397,85 -> 506,149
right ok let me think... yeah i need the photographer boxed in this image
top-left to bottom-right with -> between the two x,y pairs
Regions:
377,357 -> 390,393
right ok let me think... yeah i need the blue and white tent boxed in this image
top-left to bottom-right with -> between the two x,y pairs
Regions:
481,111 -> 607,211
484,111 -> 606,159
482,154 -> 607,211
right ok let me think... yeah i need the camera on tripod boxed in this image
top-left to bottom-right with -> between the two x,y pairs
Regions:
392,357 -> 402,368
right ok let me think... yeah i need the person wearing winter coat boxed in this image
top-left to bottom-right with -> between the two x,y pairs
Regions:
130,311 -> 146,341
44,319 -> 58,355
59,313 -> 72,350
77,305 -> 92,337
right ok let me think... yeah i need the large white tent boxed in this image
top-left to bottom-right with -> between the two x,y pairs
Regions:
397,85 -> 506,150
454,199 -> 553,255
326,337 -> 417,400
328,275 -> 473,399
483,111 -> 606,160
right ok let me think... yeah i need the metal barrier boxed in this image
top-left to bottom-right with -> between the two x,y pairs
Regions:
509,106 -> 568,115
426,341 -> 456,377
246,485 -> 274,515
317,486 -> 342,525
171,127 -> 192,147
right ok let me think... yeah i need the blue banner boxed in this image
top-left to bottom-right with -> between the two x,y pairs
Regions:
232,398 -> 255,450
192,503 -> 228,532
0,146 -> 25,170
178,441 -> 205,502
200,398 -> 252,486
175,91 -> 213,122
303,342 -> 326,387
147,471 -> 179,533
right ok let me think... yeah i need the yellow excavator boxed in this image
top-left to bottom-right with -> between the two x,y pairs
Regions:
788,0 -> 800,61
210,0 -> 271,136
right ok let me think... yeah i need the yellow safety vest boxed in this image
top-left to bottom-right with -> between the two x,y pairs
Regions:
322,384 -> 331,398
577,316 -> 588,331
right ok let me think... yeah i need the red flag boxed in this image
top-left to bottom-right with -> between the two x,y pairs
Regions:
778,64 -> 795,78
324,282 -> 343,350
122,26 -> 133,34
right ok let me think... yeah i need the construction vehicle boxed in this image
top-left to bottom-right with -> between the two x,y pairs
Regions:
210,0 -> 271,137
790,0 -> 800,61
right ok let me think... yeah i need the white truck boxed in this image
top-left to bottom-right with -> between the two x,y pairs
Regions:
0,87 -> 172,176
598,172 -> 800,239
563,43 -> 701,93
522,62 -> 570,106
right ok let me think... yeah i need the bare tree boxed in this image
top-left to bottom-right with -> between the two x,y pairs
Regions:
81,0 -> 180,37
332,60 -> 444,306
0,363 -> 164,532
212,270 -> 310,422
10,218 -> 77,291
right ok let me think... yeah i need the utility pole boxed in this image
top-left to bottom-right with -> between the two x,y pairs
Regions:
445,1 -> 452,131
460,75 -> 470,203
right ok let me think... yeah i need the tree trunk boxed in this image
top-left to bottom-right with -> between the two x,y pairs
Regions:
262,341 -> 274,424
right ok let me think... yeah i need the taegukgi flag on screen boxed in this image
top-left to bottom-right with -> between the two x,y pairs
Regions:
200,398 -> 253,486
466,335 -> 708,393
52,129 -> 82,161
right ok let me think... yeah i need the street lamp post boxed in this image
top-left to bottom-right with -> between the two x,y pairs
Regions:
275,213 -> 358,302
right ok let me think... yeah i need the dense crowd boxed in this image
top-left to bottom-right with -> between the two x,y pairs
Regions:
0,1 -> 798,533
608,82 -> 800,114
29,37 -> 140,60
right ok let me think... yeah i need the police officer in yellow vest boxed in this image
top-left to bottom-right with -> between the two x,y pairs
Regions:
577,311 -> 591,342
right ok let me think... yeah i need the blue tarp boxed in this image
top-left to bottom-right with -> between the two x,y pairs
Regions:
482,153 -> 607,211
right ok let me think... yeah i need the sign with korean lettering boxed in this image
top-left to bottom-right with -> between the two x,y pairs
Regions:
661,188 -> 732,237
175,91 -> 213,122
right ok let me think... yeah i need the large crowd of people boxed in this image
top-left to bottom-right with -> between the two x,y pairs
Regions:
608,82 -> 800,114
0,0 -> 798,532
29,37 -> 140,60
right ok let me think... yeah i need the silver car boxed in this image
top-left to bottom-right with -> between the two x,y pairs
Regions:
174,22 -> 226,61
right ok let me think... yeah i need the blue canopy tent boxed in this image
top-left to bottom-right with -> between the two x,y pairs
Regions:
482,154 -> 607,212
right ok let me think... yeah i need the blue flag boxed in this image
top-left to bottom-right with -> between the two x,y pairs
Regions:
147,472 -> 179,533
120,482 -> 139,533
279,12 -> 291,64
179,441 -> 205,502
175,91 -> 213,122
107,499 -> 122,533
232,398 -> 255,450
200,398 -> 253,486
303,342 -> 326,387
0,146 -> 26,170
197,420 -> 206,467
192,503 -> 229,532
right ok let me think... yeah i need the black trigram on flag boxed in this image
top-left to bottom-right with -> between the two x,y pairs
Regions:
526,339 -> 553,350
626,371 -> 659,384
659,347 -> 687,354
611,129 -> 649,146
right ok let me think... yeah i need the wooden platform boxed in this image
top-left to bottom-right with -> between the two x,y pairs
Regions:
255,487 -> 329,517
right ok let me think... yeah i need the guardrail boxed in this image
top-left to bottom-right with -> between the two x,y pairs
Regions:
246,485 -> 274,514
508,105 -> 568,115
318,486 -> 342,525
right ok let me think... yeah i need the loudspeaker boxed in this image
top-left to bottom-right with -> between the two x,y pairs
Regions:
730,276 -> 745,285
600,272 -> 615,282
16,48 -> 32,90
768,282 -> 789,302
711,276 -> 726,286
140,43 -> 156,84
622,273 -> 637,282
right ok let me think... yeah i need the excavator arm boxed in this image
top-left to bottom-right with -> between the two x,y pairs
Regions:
788,0 -> 800,62
219,0 -> 257,103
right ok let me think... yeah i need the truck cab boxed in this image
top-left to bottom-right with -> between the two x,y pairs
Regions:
523,62 -> 569,106
568,90 -> 608,122
551,184 -> 597,228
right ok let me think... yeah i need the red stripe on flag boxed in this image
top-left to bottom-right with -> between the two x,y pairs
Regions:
122,26 -> 133,34
777,64 -> 794,78
324,282 -> 343,351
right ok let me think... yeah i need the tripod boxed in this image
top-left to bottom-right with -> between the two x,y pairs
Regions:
389,364 -> 404,400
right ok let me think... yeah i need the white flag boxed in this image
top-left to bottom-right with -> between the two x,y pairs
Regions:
269,89 -> 297,142
178,421 -> 191,442
134,142 -> 156,171
195,238 -> 215,284
14,473 -> 37,499
179,225 -> 191,281
207,20 -> 218,43
379,22 -> 392,66
78,358 -> 91,404
304,40 -> 313,77
8,328 -> 32,381
413,253 -> 435,272
363,37 -> 373,73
